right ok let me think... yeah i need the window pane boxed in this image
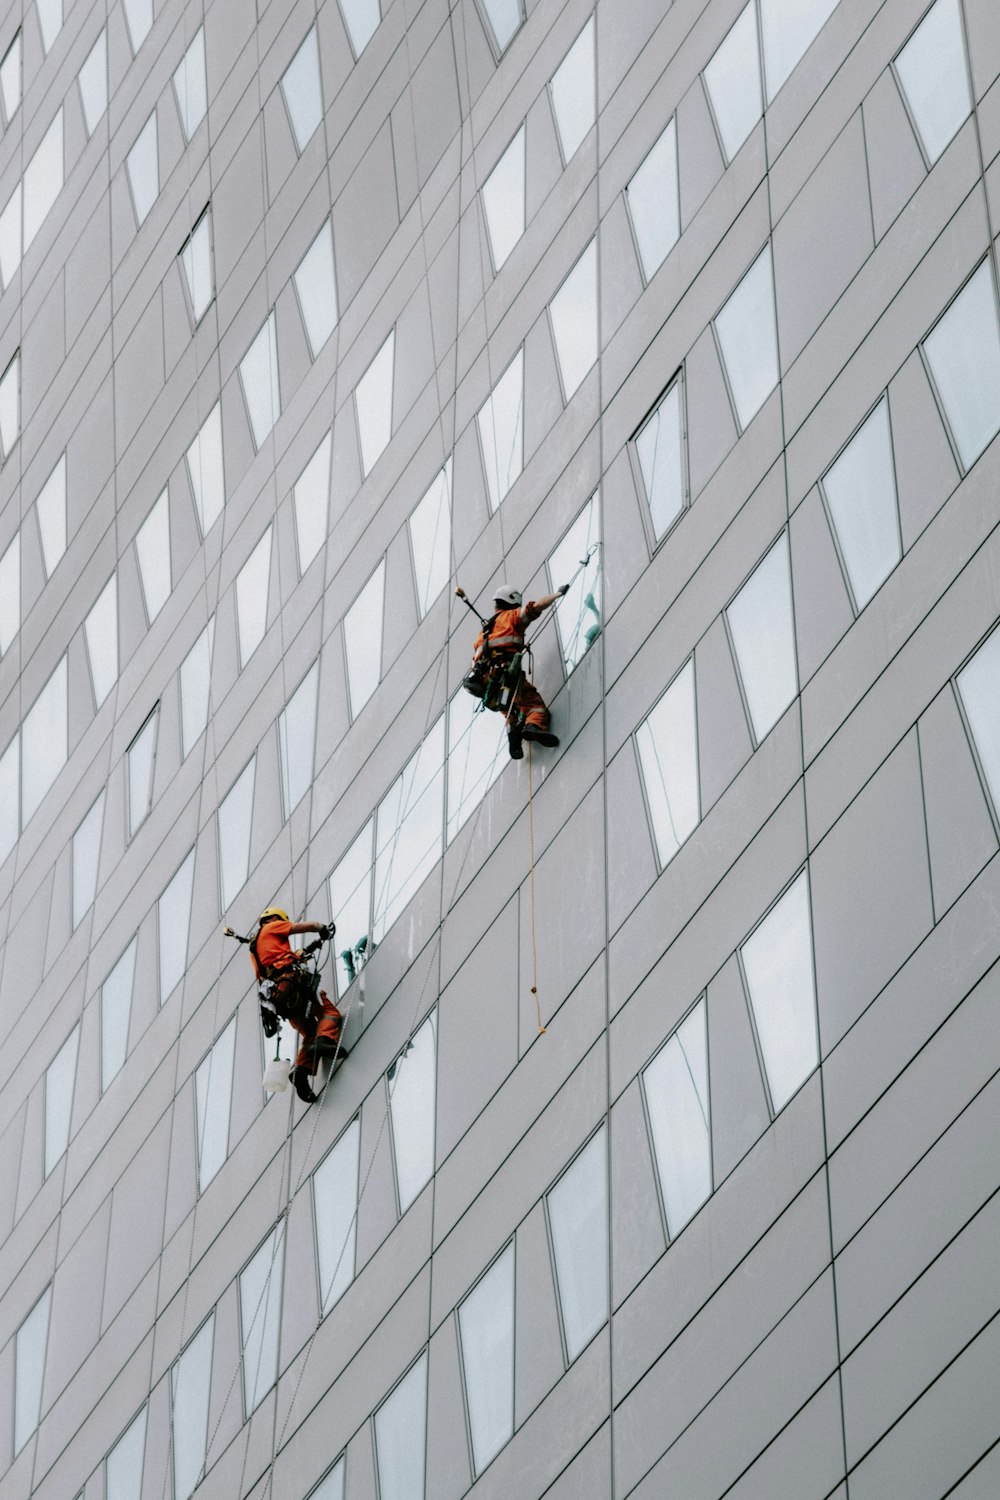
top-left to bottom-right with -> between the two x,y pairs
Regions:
314,1117 -> 360,1313
24,109 -> 62,249
477,348 -> 523,511
482,126 -> 525,272
128,708 -> 158,836
704,3 -> 762,161
340,0 -> 380,57
37,0 -> 61,54
282,27 -> 323,152
219,759 -> 255,910
159,850 -> 195,1001
309,1460 -> 346,1500
195,1018 -> 236,1189
957,625 -> 1000,817
458,1246 -> 514,1473
549,493 -> 601,673
446,689 -> 505,842
127,112 -> 158,226
727,532 -> 797,742
715,245 -> 779,429
123,0 -> 152,53
0,351 -> 18,458
84,573 -> 118,707
240,1225 -> 285,1415
635,381 -> 685,540
78,29 -> 107,136
0,530 -> 18,652
236,527 -> 271,666
240,312 -> 281,449
643,1000 -> 711,1238
896,0 -> 970,164
172,1315 -> 214,1500
36,454 -> 66,575
174,28 -> 207,141
186,402 -> 225,535
550,238 -> 597,401
636,659 -> 699,867
294,432 -> 331,574
0,736 -> 18,863
923,261 -> 1000,470
0,182 -> 22,288
759,0 -> 838,101
823,397 -> 901,609
547,1128 -> 608,1361
14,1288 -> 50,1454
355,328 -> 394,476
278,663 -> 319,816
373,718 -> 445,941
387,1011 -> 436,1213
180,620 -> 214,757
409,459 -> 451,617
741,872 -> 819,1111
1,32 -> 21,124
550,18 -> 595,163
22,655 -> 67,824
106,1406 -> 147,1500
374,1354 -> 427,1500
72,789 -> 104,927
135,490 -> 171,622
328,820 -> 373,992
294,219 -> 338,358
626,121 -> 679,281
101,939 -> 137,1091
344,561 -> 385,717
44,1023 -> 79,1176
481,0 -> 521,51
180,208 -> 213,323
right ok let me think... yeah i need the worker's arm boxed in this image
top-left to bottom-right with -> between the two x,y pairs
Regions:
521,586 -> 570,624
285,921 -> 324,936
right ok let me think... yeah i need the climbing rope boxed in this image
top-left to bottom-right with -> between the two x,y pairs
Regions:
526,740 -> 545,1035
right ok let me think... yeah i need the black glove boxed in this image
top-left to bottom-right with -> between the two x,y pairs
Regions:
558,583 -> 570,596
318,922 -> 335,942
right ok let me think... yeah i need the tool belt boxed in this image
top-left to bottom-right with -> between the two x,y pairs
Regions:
258,965 -> 321,1035
463,649 -> 523,712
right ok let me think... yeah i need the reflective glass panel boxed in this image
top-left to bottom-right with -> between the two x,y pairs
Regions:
158,849 -> 195,1001
14,1288 -> 50,1454
135,490 -> 171,622
180,208 -> 213,323
704,3 -> 762,161
409,459 -> 451,617
180,619 -> 214,758
0,530 -> 18,652
547,1128 -> 608,1361
446,688 -> 505,842
294,219 -> 338,357
626,121 -> 679,281
328,820 -> 373,992
127,708 -> 158,836
481,0 -> 521,52
550,238 -> 598,401
219,759 -> 255,910
924,261 -> 1000,470
0,736 -> 16,863
186,402 -> 225,535
101,939 -> 137,1091
106,1406 -> 146,1500
741,872 -> 819,1111
278,663 -> 319,817
240,1225 -> 285,1415
282,27 -> 323,153
309,1461 -> 346,1500
236,527 -> 271,667
0,351 -> 18,458
72,788 -> 104,927
127,112 -> 158,226
85,573 -> 118,706
37,0 -> 61,54
373,719 -> 445,941
550,18 -> 595,163
374,1354 -> 428,1500
240,312 -> 281,449
823,397 -> 901,609
340,0 -> 380,57
172,1315 -> 214,1500
387,1010 -> 436,1213
36,454 -> 66,575
896,0 -> 971,164
344,561 -> 384,717
549,494 -> 601,672
760,0 -> 838,101
635,380 -> 685,540
22,655 -> 67,824
123,0 -> 152,53
482,126 -> 525,272
24,109 -> 62,249
1,33 -> 20,124
477,348 -> 523,512
643,1000 -> 711,1238
957,626 -> 1000,817
727,532 -> 797,743
314,1117 -> 360,1312
44,1023 -> 79,1176
294,432 -> 331,574
78,29 -> 107,136
715,244 -> 779,429
0,182 -> 22,288
458,1246 -> 514,1473
174,28 -> 207,141
195,1018 -> 235,1189
355,329 -> 394,476
636,659 -> 699,867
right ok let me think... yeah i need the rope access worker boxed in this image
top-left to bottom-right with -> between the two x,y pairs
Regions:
250,908 -> 347,1104
470,584 -> 569,759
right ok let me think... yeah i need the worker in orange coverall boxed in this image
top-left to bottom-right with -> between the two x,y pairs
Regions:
250,908 -> 347,1103
471,584 -> 569,758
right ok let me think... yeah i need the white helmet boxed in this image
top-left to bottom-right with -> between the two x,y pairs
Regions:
493,584 -> 522,607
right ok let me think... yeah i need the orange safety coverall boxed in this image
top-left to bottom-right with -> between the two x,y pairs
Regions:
251,920 -> 343,1071
473,603 -> 551,730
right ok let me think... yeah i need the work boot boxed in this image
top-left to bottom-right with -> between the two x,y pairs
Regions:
521,725 -> 559,748
314,1035 -> 349,1062
507,723 -> 524,760
291,1066 -> 318,1104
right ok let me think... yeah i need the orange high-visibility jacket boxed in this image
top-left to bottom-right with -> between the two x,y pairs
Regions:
473,601 -> 545,657
251,919 -> 300,979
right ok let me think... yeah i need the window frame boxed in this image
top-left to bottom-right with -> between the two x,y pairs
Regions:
455,1240 -> 516,1476
891,0 -> 972,172
918,255 -> 1000,477
633,654 -> 701,872
178,204 -> 214,328
543,1123 -> 609,1367
623,116 -> 680,285
311,1115 -> 362,1317
627,367 -> 690,554
817,391 -> 903,616
473,0 -> 525,60
639,995 -> 713,1242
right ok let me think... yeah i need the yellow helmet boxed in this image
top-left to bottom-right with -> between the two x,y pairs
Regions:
258,907 -> 289,926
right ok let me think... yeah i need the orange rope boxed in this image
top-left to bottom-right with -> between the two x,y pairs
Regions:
526,740 -> 545,1034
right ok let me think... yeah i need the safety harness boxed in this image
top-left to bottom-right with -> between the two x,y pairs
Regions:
463,611 -> 526,717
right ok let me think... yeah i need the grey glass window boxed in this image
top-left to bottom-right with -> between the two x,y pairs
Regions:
195,1018 -> 236,1189
549,493 -> 602,673
481,125 -> 525,272
636,659 -> 700,868
895,0 -> 971,165
759,0 -> 838,101
78,29 -> 106,137
0,530 -> 18,652
549,238 -> 598,402
727,531 -> 797,743
822,397 -> 901,610
236,527 -> 271,667
127,707 -> 158,836
239,1225 -> 285,1415
328,820 -> 373,992
37,0 -> 61,55
374,1353 -> 428,1500
282,27 -> 323,153
704,3 -> 763,162
447,687 -> 505,842
14,1287 -> 51,1454
123,0 -> 152,53
387,1010 -> 437,1213
171,1315 -> 214,1500
923,261 -> 1000,471
477,348 -> 523,511
1,33 -> 21,125
0,736 -> 17,863
643,1000 -> 711,1238
344,560 -> 385,717
218,759 -> 255,910
186,402 -> 225,535
458,1245 -> 514,1473
44,1022 -> 79,1176
373,719 -> 445,941
135,491 -> 171,623
173,27 -> 207,141
626,121 -> 680,282
294,432 -> 331,575
715,244 -> 779,429
279,662 -> 319,817
547,1128 -> 608,1361
106,1405 -> 147,1500
550,17 -> 595,164
294,220 -> 338,359
240,312 -> 281,449
180,208 -> 213,323
127,112 -> 158,226
0,350 -> 18,458
355,328 -> 394,476
72,789 -> 104,927
180,619 -> 214,757
313,1117 -> 360,1313
22,654 -> 67,825
634,379 -> 685,541
101,939 -> 137,1092
36,454 -> 66,575
309,1460 -> 346,1500
0,182 -> 21,288
158,849 -> 195,1001
340,0 -> 380,57
24,110 -> 62,249
84,573 -> 118,707
741,871 -> 819,1111
409,458 -> 451,617
957,625 -> 1000,818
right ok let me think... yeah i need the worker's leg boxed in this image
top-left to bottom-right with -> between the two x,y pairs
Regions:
515,678 -> 550,730
312,992 -> 348,1059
